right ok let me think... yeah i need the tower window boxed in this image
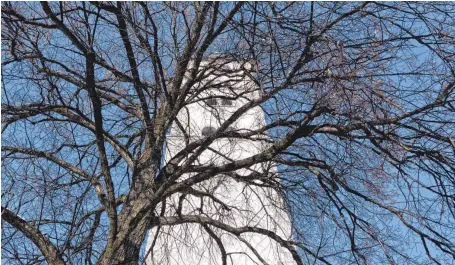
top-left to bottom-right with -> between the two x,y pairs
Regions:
221,98 -> 233,106
206,98 -> 217,106
202,126 -> 217,136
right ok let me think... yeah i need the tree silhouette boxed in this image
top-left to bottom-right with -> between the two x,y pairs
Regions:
2,2 -> 454,265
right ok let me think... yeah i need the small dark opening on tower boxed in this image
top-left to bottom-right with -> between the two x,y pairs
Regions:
221,98 -> 233,106
206,98 -> 217,106
202,126 -> 217,136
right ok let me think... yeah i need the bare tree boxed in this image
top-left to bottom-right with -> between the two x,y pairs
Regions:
2,2 -> 455,265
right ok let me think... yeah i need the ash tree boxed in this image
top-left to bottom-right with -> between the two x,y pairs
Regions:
2,2 -> 455,265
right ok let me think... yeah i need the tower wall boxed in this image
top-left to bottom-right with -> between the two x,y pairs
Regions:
145,59 -> 295,265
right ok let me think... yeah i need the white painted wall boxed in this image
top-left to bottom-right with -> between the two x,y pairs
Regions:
145,59 -> 295,265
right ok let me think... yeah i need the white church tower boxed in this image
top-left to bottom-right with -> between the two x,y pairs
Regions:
145,57 -> 296,265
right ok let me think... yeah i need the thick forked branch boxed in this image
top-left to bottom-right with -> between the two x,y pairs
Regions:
105,123 -> 319,258
86,51 -> 118,251
40,2 -> 87,54
1,207 -> 66,265
114,2 -> 155,150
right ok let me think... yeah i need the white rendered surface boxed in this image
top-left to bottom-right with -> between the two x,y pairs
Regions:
145,60 -> 295,265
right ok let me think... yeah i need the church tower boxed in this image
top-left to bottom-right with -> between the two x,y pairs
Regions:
145,57 -> 295,265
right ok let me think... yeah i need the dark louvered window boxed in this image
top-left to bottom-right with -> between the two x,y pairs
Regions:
206,98 -> 217,106
221,98 -> 233,106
